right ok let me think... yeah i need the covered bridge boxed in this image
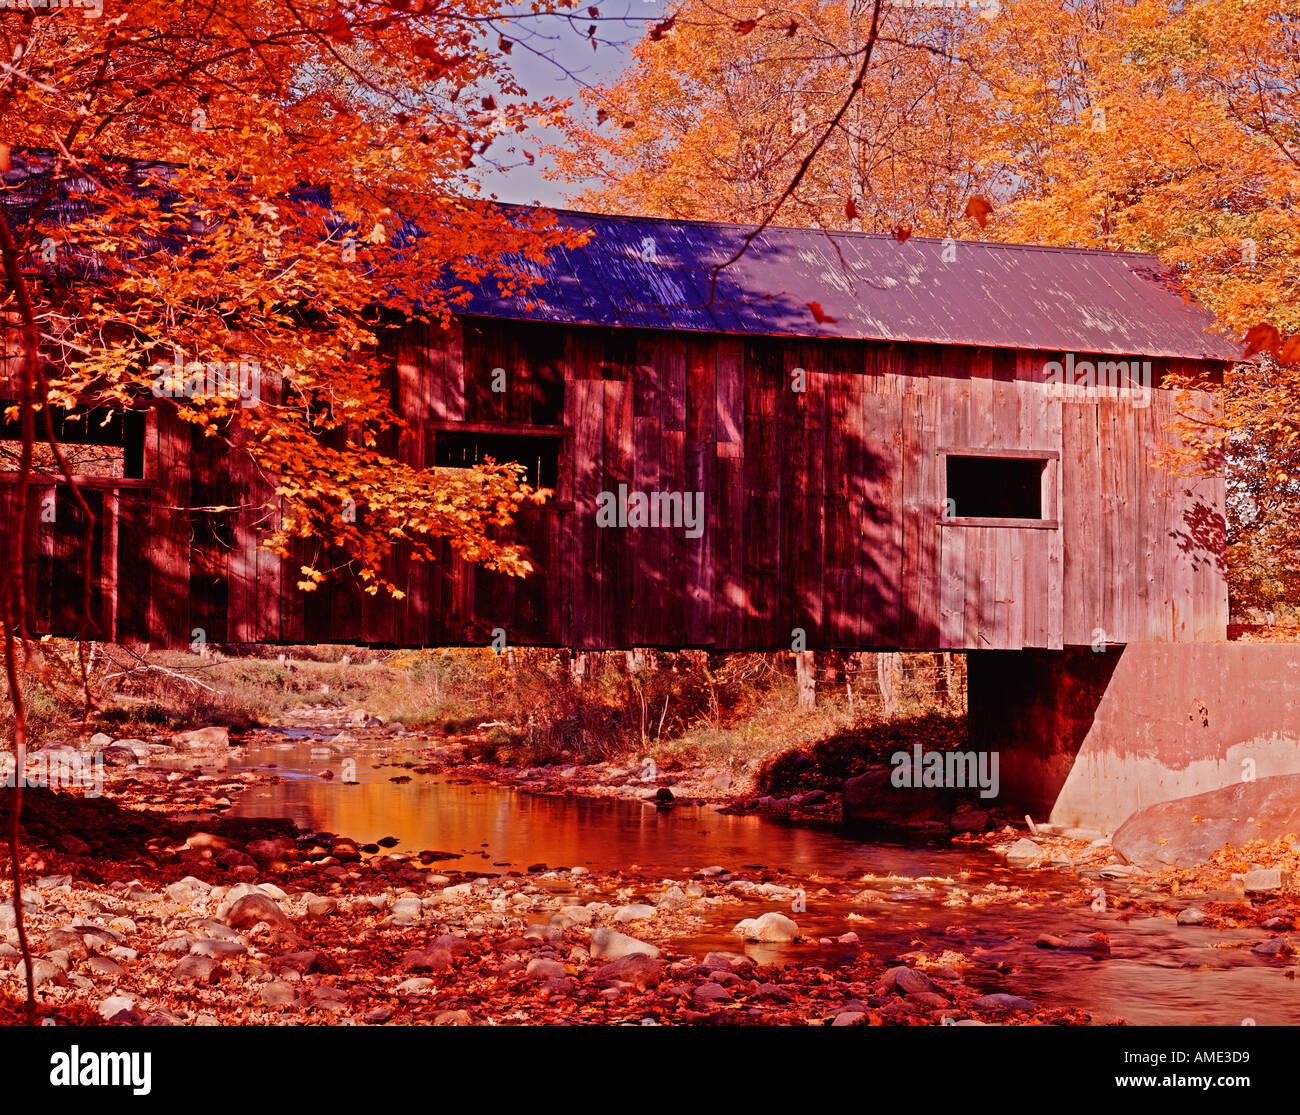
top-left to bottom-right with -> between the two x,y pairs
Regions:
3,197 -> 1238,652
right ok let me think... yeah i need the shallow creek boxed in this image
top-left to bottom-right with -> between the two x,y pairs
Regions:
220,731 -> 1299,1025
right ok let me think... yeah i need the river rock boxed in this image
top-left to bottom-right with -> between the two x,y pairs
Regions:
259,981 -> 298,1009
951,810 -> 990,833
614,904 -> 657,923
1002,838 -> 1044,865
174,955 -> 224,984
1176,908 -> 1206,926
842,765 -> 959,828
191,939 -> 246,958
174,726 -> 230,750
702,950 -> 749,970
431,934 -> 473,956
590,928 -> 660,960
223,893 -> 291,931
397,977 -> 433,994
391,897 -> 422,923
401,948 -> 451,972
1113,775 -> 1300,869
305,895 -> 337,918
30,959 -> 65,988
98,994 -> 137,1020
98,745 -> 138,767
692,981 -> 733,1004
732,911 -> 799,943
1245,868 -> 1287,894
525,957 -> 566,980
246,838 -> 295,864
592,954 -> 664,988
47,928 -> 89,959
1061,932 -> 1110,955
890,966 -> 937,996
1252,936 -> 1294,956
86,956 -> 126,981
56,834 -> 91,857
971,993 -> 1035,1012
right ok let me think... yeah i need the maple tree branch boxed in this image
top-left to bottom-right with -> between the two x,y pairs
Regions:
704,0 -> 884,304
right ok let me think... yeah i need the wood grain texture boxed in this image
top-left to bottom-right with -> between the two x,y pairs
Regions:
0,320 -> 1228,650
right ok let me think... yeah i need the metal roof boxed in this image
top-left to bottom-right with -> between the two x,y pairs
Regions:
463,206 -> 1243,361
3,150 -> 1240,361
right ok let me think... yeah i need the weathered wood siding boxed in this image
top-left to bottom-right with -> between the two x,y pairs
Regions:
0,318 -> 1228,650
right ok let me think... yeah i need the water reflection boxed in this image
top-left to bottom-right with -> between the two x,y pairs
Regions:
223,737 -> 1300,1025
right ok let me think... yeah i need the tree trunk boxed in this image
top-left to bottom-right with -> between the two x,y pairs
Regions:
877,652 -> 902,718
795,650 -> 816,711
934,651 -> 953,706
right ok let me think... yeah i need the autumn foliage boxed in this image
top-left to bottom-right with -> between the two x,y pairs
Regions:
551,0 -> 1300,614
1,0 -> 587,594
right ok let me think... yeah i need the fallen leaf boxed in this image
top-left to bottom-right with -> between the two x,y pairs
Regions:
964,195 -> 994,227
1243,322 -> 1282,359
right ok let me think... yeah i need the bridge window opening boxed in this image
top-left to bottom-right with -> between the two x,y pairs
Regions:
434,430 -> 561,491
0,407 -> 146,480
944,453 -> 1048,521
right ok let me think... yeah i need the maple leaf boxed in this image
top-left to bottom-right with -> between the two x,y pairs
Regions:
893,222 -> 912,243
1279,335 -> 1300,365
1242,323 -> 1281,359
807,301 -> 836,324
845,197 -> 859,220
413,36 -> 444,62
963,195 -> 993,227
498,35 -> 513,54
322,12 -> 354,43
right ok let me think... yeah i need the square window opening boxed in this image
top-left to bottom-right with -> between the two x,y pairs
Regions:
434,431 -> 560,491
946,455 -> 1046,520
0,406 -> 145,479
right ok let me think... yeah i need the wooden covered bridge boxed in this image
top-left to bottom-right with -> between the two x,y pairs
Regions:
2,189 -> 1238,653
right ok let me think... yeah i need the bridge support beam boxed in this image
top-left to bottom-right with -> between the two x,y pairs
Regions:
968,643 -> 1300,833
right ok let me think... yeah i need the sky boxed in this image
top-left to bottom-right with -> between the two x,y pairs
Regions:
472,1 -> 665,207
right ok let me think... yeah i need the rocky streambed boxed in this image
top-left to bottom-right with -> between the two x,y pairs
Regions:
4,710 -> 1300,1025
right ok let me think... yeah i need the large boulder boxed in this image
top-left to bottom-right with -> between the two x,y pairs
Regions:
222,893 -> 291,931
174,726 -> 229,750
1113,774 -> 1300,869
589,928 -> 660,961
842,765 -> 956,829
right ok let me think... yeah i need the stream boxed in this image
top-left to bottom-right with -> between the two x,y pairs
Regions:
221,730 -> 1300,1025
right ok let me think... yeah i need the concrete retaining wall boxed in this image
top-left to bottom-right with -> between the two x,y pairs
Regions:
968,644 -> 1300,832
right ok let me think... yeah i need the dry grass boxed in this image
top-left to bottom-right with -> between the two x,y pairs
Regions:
3,642 -> 965,783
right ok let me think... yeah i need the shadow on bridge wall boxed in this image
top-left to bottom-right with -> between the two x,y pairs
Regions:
970,643 -> 1300,832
